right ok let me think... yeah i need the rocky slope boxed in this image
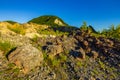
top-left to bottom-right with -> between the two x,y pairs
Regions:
0,16 -> 120,80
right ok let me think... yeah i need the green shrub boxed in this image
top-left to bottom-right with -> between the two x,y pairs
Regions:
43,51 -> 68,68
8,63 -> 16,68
13,68 -> 20,73
98,59 -> 106,69
80,22 -> 88,31
59,53 -> 67,62
80,22 -> 97,34
51,58 -> 60,67
43,52 -> 48,61
76,61 -> 83,67
101,25 -> 120,40
0,40 -> 15,55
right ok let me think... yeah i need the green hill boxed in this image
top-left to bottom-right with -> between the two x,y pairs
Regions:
4,20 -> 17,24
28,15 -> 68,26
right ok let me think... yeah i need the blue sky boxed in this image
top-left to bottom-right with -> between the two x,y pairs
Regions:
0,0 -> 120,31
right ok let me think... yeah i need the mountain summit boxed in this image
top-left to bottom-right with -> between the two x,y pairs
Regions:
28,15 -> 68,26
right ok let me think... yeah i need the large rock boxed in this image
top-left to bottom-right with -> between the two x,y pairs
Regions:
46,44 -> 63,57
8,44 -> 43,74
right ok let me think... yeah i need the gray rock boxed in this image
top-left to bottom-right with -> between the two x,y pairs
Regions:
8,44 -> 43,74
46,44 -> 63,56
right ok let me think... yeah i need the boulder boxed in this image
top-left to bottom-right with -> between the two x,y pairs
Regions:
8,44 -> 43,74
46,44 -> 63,57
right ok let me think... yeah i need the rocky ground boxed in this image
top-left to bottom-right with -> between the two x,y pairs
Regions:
0,22 -> 120,80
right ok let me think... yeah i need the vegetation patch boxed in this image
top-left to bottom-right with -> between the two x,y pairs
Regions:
4,20 -> 17,24
38,28 -> 68,36
43,51 -> 67,68
101,25 -> 120,40
28,15 -> 68,26
7,23 -> 26,35
0,39 -> 15,55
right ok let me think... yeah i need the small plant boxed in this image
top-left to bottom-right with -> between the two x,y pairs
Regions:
8,63 -> 16,68
98,59 -> 106,69
50,53 -> 67,67
43,51 -> 67,68
31,34 -> 39,42
92,69 -> 99,75
59,53 -> 67,62
7,63 -> 20,76
76,61 -> 83,67
13,68 -> 20,73
51,58 -> 60,67
43,52 -> 48,61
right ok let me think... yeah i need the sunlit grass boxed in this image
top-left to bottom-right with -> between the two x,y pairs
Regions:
0,39 -> 15,55
7,23 -> 26,35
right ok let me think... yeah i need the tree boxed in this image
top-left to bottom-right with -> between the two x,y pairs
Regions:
101,24 -> 120,40
80,22 -> 88,31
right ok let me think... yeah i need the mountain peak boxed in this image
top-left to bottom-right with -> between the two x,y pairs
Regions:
28,15 -> 68,26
